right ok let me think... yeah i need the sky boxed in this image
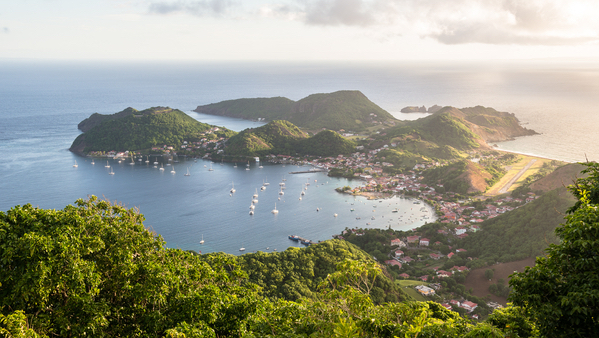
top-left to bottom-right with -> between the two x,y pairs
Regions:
2,0 -> 599,61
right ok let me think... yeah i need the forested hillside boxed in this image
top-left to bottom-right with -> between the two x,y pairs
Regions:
195,90 -> 395,131
70,107 -> 236,153
225,120 -> 356,157
0,196 -> 543,337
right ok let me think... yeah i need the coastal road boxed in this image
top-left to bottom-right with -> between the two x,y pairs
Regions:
498,159 -> 537,194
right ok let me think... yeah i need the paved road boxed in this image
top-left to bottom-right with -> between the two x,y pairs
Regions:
498,159 -> 537,194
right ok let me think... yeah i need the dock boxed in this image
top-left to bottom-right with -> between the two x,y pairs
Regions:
288,235 -> 316,245
288,169 -> 327,174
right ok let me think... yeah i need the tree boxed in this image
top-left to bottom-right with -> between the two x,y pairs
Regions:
484,269 -> 494,280
509,162 -> 599,337
0,196 -> 259,337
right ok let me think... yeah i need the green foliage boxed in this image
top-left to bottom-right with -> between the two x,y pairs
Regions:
195,90 -> 395,131
0,310 -> 44,338
461,188 -> 574,263
237,240 -> 409,304
484,269 -> 494,280
225,121 -> 356,157
485,305 -> 539,338
71,107 -> 235,153
422,160 -> 472,194
509,164 -> 599,337
0,196 -> 258,337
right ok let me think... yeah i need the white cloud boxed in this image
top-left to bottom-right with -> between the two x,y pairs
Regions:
260,0 -> 599,45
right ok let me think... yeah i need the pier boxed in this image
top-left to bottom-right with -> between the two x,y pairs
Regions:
288,235 -> 316,245
288,169 -> 327,174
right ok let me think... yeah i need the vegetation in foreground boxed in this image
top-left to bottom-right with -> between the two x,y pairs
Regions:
2,162 -> 599,337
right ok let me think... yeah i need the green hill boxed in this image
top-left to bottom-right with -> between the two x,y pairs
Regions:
194,90 -> 395,131
70,107 -> 236,154
225,120 -> 356,157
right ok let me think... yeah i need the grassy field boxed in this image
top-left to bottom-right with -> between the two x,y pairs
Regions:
396,280 -> 430,302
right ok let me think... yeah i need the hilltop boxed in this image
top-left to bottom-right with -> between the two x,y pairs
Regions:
224,120 -> 356,157
194,90 -> 395,131
369,106 -> 538,193
70,107 -> 236,154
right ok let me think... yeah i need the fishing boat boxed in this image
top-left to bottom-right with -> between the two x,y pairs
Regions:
288,235 -> 300,241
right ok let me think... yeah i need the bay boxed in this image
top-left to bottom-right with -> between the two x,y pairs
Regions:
1,59 -> 598,254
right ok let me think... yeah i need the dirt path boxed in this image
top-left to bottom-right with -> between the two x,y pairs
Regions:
498,159 -> 537,194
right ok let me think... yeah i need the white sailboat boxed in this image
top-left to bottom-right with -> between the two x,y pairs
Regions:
253,188 -> 258,198
170,166 -> 176,174
234,163 -> 238,168
263,177 -> 269,186
184,167 -> 190,176
145,156 -> 149,163
159,163 -> 165,171
73,160 -> 78,168
208,163 -> 214,171
91,159 -> 95,165
200,235 -> 205,245
271,203 -> 279,214
230,182 -> 236,193
108,167 -> 115,175
105,161 -> 110,168
239,245 -> 245,251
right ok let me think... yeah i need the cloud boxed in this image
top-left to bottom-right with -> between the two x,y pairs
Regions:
276,0 -> 599,45
148,0 -> 237,16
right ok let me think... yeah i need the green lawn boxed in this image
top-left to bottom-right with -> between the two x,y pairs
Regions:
396,280 -> 431,301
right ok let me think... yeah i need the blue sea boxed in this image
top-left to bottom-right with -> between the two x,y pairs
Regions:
1,59 -> 598,254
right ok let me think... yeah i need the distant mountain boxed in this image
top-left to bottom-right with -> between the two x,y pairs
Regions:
224,120 -> 356,157
194,90 -> 395,131
70,107 -> 235,154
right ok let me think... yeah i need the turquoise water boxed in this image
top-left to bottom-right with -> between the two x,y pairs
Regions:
1,60 -> 598,253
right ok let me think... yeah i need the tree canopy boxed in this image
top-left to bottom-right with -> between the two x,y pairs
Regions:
509,161 -> 599,337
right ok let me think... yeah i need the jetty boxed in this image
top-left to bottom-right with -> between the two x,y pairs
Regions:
288,235 -> 316,245
288,168 -> 327,174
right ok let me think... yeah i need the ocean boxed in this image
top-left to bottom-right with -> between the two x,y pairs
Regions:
1,59 -> 598,254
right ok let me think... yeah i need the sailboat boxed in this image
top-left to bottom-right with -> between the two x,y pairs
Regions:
184,167 -> 190,176
271,203 -> 279,214
200,235 -> 204,245
105,161 -> 110,168
208,163 -> 214,171
230,182 -> 236,193
129,156 -> 135,165
73,160 -> 78,168
91,159 -> 95,165
253,188 -> 258,198
239,244 -> 245,251
234,163 -> 238,168
278,187 -> 284,196
170,166 -> 176,174
145,156 -> 150,163
159,163 -> 165,171
263,177 -> 269,186
108,167 -> 115,175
